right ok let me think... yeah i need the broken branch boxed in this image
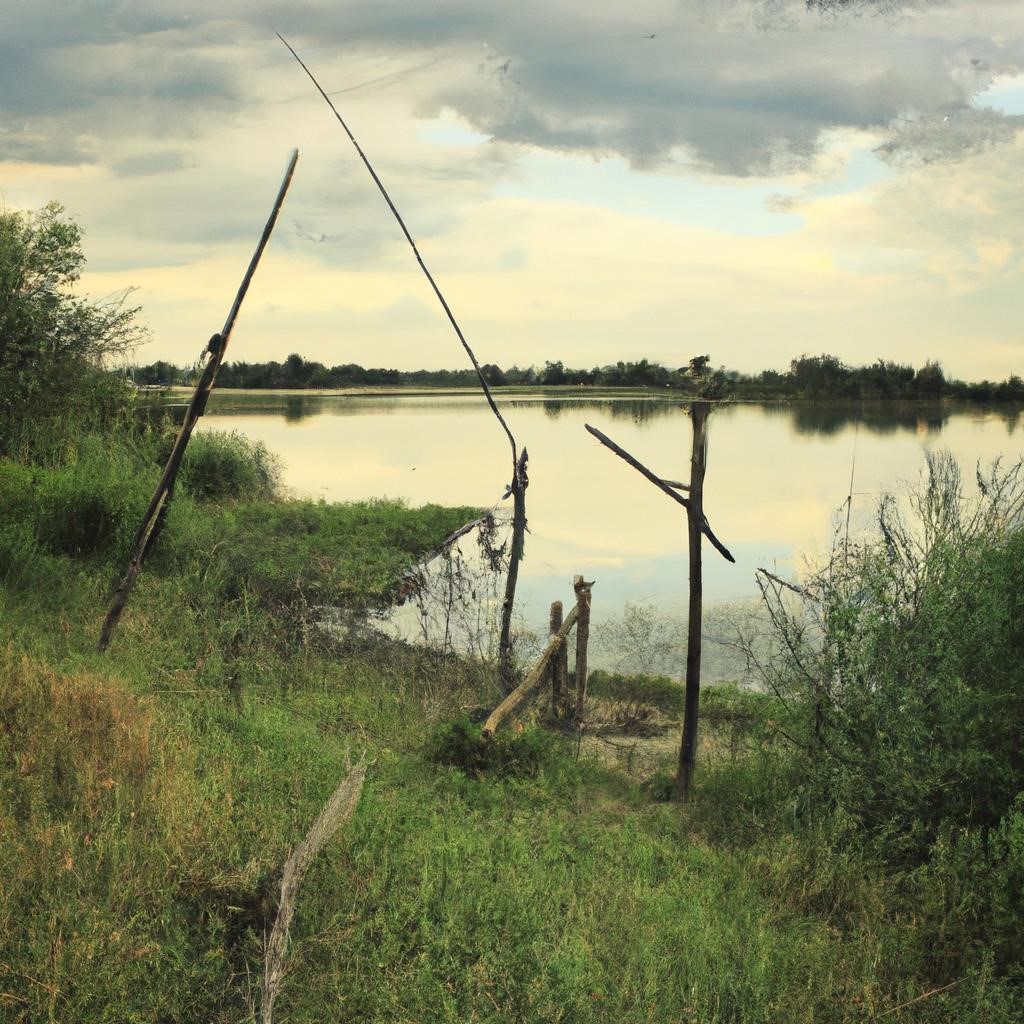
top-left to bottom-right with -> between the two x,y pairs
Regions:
584,423 -> 735,563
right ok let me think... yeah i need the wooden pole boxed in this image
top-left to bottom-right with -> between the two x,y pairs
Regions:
548,600 -> 565,717
573,575 -> 593,722
99,150 -> 299,652
483,602 -> 579,735
498,447 -> 529,692
677,401 -> 709,798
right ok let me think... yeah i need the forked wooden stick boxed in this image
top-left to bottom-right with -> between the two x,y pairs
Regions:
584,423 -> 735,562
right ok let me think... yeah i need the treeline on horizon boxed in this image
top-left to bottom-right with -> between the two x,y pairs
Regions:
131,351 -> 1024,402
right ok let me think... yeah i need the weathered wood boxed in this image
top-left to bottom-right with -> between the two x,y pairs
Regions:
573,575 -> 593,721
483,602 -> 579,735
677,401 -> 709,798
261,756 -> 367,1024
498,447 -> 529,692
99,150 -> 299,652
548,601 -> 565,716
584,423 -> 734,563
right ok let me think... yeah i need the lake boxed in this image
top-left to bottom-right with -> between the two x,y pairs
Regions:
191,391 -> 1023,679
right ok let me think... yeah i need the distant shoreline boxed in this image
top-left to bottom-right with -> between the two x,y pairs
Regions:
155,385 -> 1024,407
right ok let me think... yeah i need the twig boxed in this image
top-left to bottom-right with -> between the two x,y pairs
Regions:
584,423 -> 734,562
409,509 -> 498,573
875,978 -> 962,1018
99,150 -> 299,651
756,567 -> 816,601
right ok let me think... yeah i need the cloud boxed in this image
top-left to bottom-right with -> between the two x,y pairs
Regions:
5,0 -> 1024,180
258,0 -> 1024,175
875,106 -> 1024,165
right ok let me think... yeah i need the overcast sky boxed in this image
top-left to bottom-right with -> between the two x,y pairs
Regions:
3,0 -> 1023,378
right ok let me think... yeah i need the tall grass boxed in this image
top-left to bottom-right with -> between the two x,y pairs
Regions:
2,431 -> 1022,1021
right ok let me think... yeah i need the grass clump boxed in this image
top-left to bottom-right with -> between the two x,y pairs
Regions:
425,716 -> 564,778
587,668 -> 684,715
178,428 -> 282,502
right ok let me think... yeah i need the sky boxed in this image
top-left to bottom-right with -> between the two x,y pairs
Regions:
3,0 -> 1024,379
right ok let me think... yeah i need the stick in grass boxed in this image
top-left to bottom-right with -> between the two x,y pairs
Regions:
277,35 -> 528,687
261,756 -> 367,1024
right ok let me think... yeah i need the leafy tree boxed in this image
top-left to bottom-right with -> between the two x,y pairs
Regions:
688,353 -> 711,378
539,360 -> 567,386
0,202 -> 146,440
912,359 -> 946,397
789,353 -> 853,397
134,360 -> 180,386
480,363 -> 507,387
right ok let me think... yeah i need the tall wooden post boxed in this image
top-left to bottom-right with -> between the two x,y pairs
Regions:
573,575 -> 593,722
677,401 -> 709,798
548,600 -> 566,717
498,448 -> 529,693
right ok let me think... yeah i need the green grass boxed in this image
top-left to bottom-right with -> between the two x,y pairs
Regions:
1,428 -> 1020,1023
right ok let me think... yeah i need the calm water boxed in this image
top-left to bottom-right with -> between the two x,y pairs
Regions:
191,391 -> 1023,677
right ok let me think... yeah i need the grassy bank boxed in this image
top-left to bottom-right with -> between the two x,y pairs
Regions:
1,425 -> 1021,1022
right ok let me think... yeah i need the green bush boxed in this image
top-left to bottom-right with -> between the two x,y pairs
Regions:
425,716 -> 563,778
178,429 -> 282,502
759,453 -> 1024,860
586,669 -> 684,714
31,442 -> 152,560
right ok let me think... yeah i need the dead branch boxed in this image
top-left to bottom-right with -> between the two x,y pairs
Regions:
276,34 -> 517,466
876,978 -> 962,1018
756,567 -> 817,601
584,423 -> 734,563
99,150 -> 299,651
261,756 -> 368,1024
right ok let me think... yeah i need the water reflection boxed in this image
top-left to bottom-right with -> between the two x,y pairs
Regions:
191,391 -> 1024,437
175,391 -> 1024,678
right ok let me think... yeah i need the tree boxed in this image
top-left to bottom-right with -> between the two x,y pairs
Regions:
539,360 -> 567,386
789,353 -> 853,397
480,363 -> 507,387
912,359 -> 946,398
688,353 -> 711,378
0,202 -> 146,438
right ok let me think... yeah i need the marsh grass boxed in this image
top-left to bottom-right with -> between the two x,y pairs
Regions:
1,431 -> 1021,1022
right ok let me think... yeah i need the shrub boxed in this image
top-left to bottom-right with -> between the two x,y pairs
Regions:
4,434 -> 154,561
178,429 -> 281,502
425,716 -> 563,778
756,452 -> 1024,862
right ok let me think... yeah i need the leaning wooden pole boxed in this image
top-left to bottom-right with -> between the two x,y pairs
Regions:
99,150 -> 299,651
483,601 -> 580,736
278,35 -> 528,685
677,401 -> 709,798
